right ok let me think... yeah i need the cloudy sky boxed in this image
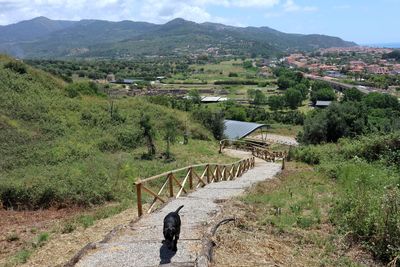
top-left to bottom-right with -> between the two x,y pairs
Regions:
0,0 -> 399,44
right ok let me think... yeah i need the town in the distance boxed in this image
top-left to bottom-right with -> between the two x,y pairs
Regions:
0,7 -> 400,267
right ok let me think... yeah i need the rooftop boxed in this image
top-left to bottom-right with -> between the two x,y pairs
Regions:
224,120 -> 267,140
315,100 -> 332,107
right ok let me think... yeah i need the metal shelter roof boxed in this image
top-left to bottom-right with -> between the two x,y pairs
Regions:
224,120 -> 267,140
315,101 -> 332,107
201,96 -> 228,102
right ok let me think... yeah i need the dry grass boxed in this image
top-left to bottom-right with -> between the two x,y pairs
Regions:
211,162 -> 381,267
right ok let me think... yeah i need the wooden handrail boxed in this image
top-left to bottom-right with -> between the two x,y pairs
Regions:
135,157 -> 255,217
219,139 -> 268,153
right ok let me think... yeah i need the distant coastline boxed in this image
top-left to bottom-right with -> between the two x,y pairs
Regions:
365,43 -> 400,48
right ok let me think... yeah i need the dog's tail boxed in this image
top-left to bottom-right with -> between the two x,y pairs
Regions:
175,205 -> 184,214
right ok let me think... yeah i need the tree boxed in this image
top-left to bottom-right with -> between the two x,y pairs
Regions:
343,88 -> 364,102
284,88 -> 303,109
209,111 -> 226,140
243,60 -> 253,69
268,95 -> 285,111
277,76 -> 291,90
247,88 -> 256,100
192,108 -> 225,140
293,83 -> 309,100
163,118 -> 178,160
253,90 -> 266,105
188,89 -> 201,104
299,102 -> 368,144
311,87 -> 336,104
226,106 -> 246,121
139,113 -> 156,158
363,93 -> 400,110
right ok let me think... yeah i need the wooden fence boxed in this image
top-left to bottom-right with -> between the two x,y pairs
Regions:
219,139 -> 268,153
220,139 -> 287,162
251,147 -> 287,162
135,157 -> 255,217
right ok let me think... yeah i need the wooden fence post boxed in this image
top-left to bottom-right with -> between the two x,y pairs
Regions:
224,166 -> 227,180
206,164 -> 210,183
136,181 -> 143,217
189,167 -> 193,189
168,173 -> 174,197
282,157 -> 285,170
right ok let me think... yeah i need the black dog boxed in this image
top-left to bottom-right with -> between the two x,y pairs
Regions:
163,205 -> 184,251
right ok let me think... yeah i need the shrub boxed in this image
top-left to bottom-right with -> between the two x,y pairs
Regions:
293,146 -> 321,165
5,60 -> 27,74
65,81 -> 99,98
98,137 -> 121,152
228,72 -> 238,77
6,233 -> 20,242
117,127 -> 141,149
331,163 -> 400,262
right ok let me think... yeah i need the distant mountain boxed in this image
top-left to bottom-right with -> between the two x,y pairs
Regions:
0,16 -> 75,42
0,17 -> 357,58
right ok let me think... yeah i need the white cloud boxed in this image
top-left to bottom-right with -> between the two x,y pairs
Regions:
283,0 -> 317,13
194,0 -> 280,8
0,0 -> 312,26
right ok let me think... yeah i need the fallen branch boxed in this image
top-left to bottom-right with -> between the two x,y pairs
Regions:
196,217 -> 236,267
211,218 -> 235,236
63,224 -> 124,267
63,242 -> 97,267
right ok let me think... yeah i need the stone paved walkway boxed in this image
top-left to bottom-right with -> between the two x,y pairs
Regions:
76,151 -> 281,267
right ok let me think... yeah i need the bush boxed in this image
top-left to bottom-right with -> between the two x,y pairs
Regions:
65,81 -> 99,98
293,146 -> 321,165
117,127 -> 141,149
363,92 -> 400,110
299,102 -> 367,144
228,72 -> 238,77
5,60 -> 27,74
98,137 -> 121,152
332,163 -> 400,262
192,107 -> 225,140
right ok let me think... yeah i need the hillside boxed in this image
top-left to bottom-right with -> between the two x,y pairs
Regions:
0,17 -> 356,58
0,55 -> 231,210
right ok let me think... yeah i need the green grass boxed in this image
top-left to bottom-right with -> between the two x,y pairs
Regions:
13,249 -> 32,264
243,162 -> 333,232
267,123 -> 303,137
0,55 -> 234,210
294,133 -> 400,263
223,161 -> 365,266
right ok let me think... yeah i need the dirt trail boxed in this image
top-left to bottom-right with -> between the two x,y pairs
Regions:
75,150 -> 281,267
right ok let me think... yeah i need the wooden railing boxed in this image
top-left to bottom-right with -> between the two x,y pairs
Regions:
135,157 -> 255,217
219,139 -> 268,153
251,147 -> 287,162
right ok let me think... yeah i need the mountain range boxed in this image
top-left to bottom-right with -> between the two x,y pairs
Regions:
0,16 -> 357,59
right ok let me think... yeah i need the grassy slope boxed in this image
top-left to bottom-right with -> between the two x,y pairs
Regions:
213,162 -> 374,266
214,133 -> 400,266
0,55 -> 234,210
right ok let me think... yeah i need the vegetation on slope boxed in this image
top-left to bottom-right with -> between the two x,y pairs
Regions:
0,55 -> 231,210
294,133 -> 400,263
213,162 -> 370,266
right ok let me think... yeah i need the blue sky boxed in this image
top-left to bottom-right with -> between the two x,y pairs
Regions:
0,0 -> 399,44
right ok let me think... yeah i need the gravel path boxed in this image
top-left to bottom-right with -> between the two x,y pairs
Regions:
76,150 -> 281,267
253,133 -> 298,146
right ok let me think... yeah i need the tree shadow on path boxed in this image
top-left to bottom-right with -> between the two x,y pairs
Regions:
159,240 -> 177,265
